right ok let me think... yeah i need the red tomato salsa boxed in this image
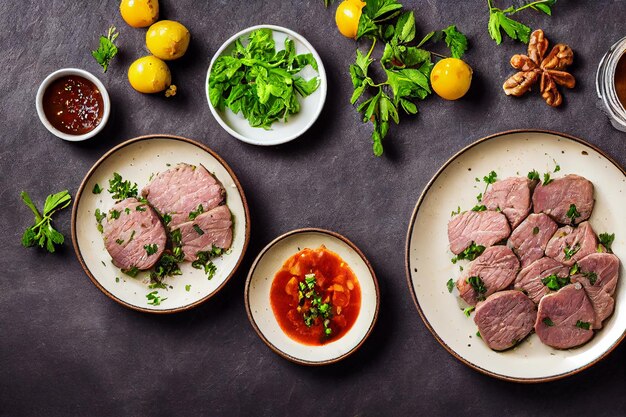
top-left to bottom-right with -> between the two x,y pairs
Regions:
42,75 -> 103,135
270,246 -> 361,345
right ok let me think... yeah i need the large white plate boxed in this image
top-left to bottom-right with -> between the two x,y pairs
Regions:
72,135 -> 250,313
206,25 -> 327,146
406,130 -> 625,382
245,229 -> 379,365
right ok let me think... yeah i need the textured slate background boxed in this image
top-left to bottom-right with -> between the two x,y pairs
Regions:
1,1 -> 625,416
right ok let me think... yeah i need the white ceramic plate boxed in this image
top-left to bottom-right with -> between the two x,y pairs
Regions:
406,130 -> 626,382
245,229 -> 379,365
206,25 -> 327,146
72,135 -> 250,313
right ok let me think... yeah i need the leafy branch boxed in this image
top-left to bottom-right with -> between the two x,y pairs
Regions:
487,0 -> 557,44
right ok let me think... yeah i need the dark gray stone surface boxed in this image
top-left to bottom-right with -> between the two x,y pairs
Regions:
1,1 -> 625,416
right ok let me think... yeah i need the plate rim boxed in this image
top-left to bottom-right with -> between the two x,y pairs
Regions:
404,128 -> 626,383
205,24 -> 328,146
71,134 -> 251,314
244,227 -> 380,366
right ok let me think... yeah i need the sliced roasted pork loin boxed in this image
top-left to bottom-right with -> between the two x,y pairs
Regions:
103,198 -> 167,270
575,253 -> 620,296
456,246 -> 520,306
175,205 -> 233,261
545,222 -> 598,266
482,177 -> 535,229
570,275 -> 615,329
532,174 -> 594,225
448,210 -> 511,255
141,163 -> 225,228
474,290 -> 536,351
535,283 -> 595,349
514,257 -> 570,304
508,213 -> 558,268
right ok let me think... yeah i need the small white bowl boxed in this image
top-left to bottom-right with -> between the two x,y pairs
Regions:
245,228 -> 379,365
36,68 -> 111,142
206,25 -> 327,146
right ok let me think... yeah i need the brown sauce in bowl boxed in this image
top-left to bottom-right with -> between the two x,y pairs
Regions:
615,52 -> 626,109
42,75 -> 104,135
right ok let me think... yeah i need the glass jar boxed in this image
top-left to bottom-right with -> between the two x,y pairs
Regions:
596,36 -> 626,132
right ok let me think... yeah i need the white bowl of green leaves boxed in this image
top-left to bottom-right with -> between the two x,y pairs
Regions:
206,25 -> 327,146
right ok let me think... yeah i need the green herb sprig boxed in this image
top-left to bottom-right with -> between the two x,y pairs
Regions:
350,3 -> 468,156
487,0 -> 557,45
466,275 -> 487,301
191,246 -> 223,280
91,25 -> 119,73
21,190 -> 72,253
541,274 -> 570,291
598,232 -> 615,253
108,173 -> 138,201
451,242 -> 485,263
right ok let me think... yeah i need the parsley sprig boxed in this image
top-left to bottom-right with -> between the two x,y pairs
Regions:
107,173 -> 138,201
191,246 -> 223,280
487,0 -> 557,45
350,3 -> 468,156
466,275 -> 487,301
91,25 -> 119,73
21,190 -> 72,253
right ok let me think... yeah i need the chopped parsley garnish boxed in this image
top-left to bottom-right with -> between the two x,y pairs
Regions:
582,271 -> 598,285
188,204 -> 204,220
471,205 -> 487,212
542,317 -> 555,327
297,273 -> 333,337
566,204 -> 580,223
446,278 -> 455,293
136,205 -> 146,212
115,277 -> 120,283
122,266 -> 139,277
532,226 -> 540,235
476,331 -> 481,339
185,284 -> 191,292
527,170 -> 540,181
115,238 -> 124,245
463,306 -> 475,317
466,275 -> 487,301
107,172 -> 138,201
192,224 -> 204,235
124,207 -> 131,215
144,243 -> 158,255
163,213 -> 172,226
110,209 -> 120,220
128,230 -> 136,243
483,171 -> 497,185
191,250 -> 220,280
148,280 -> 168,290
569,263 -> 579,275
563,243 -> 580,260
451,206 -> 461,217
150,253 -> 182,282
451,242 -> 485,263
554,164 -> 561,173
146,291 -> 167,306
598,232 -> 615,253
541,274 -> 570,291
542,172 -> 553,185
92,183 -> 102,194
476,192 -> 483,202
575,320 -> 591,330
95,208 -> 106,233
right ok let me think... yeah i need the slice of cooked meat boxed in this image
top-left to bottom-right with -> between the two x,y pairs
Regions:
141,163 -> 225,228
456,246 -> 520,306
571,274 -> 615,329
576,252 -> 620,296
474,290 -> 537,351
103,198 -> 167,270
448,210 -> 511,255
544,222 -> 598,266
482,177 -> 534,229
535,283 -> 595,349
508,213 -> 558,268
532,174 -> 594,225
175,205 -> 233,262
514,257 -> 570,304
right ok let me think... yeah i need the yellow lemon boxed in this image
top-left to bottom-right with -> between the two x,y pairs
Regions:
146,20 -> 191,60
128,56 -> 171,94
336,0 -> 366,39
430,58 -> 473,100
120,0 -> 159,28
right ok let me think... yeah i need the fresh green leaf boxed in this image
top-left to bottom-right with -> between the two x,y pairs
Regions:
144,244 -> 158,256
91,25 -> 119,73
598,233 -> 615,253
20,190 -> 71,253
451,242 -> 485,263
564,243 -> 580,260
527,170 -> 540,181
92,184 -> 102,194
566,204 -> 580,223
442,25 -> 468,58
395,12 -> 416,43
472,205 -> 487,212
107,173 -> 138,201
541,274 -> 570,291
466,275 -> 487,301
543,172 -> 553,185
575,320 -> 591,330
189,204 -> 204,220
447,278 -> 455,293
